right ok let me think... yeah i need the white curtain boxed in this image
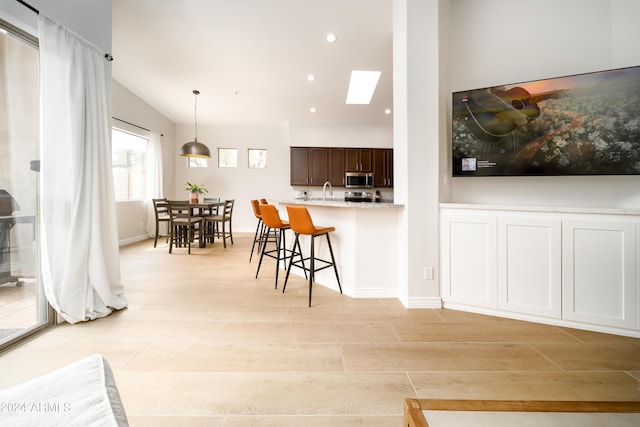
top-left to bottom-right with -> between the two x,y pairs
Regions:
146,131 -> 164,237
38,15 -> 127,324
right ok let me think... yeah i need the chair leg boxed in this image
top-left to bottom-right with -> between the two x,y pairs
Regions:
325,233 -> 342,293
274,228 -> 284,288
154,221 -> 159,247
255,226 -> 271,278
250,219 -> 262,262
169,224 -> 174,253
283,233 -> 300,293
309,236 -> 315,307
222,222 -> 227,248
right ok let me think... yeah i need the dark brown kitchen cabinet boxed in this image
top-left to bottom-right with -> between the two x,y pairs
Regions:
290,147 -> 310,185
291,147 -> 345,186
345,148 -> 373,172
373,149 -> 393,187
309,148 -> 329,185
291,146 -> 391,187
329,148 -> 345,185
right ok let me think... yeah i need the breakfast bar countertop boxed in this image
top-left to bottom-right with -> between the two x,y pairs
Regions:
279,198 -> 403,209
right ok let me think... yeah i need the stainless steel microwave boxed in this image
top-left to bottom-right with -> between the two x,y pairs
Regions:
345,172 -> 373,188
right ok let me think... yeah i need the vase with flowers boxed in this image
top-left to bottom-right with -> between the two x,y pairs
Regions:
184,182 -> 208,203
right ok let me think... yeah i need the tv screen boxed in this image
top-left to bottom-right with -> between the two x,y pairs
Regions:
452,65 -> 640,176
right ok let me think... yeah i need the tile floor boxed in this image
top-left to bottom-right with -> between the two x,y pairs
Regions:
0,233 -> 639,426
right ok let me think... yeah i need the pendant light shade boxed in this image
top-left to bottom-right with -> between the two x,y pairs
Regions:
180,90 -> 211,158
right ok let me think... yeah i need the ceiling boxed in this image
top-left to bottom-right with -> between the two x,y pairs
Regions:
112,0 -> 393,127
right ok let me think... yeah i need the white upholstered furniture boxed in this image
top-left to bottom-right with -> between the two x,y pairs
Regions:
0,354 -> 128,426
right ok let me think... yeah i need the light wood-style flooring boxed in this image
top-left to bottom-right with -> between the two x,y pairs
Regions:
0,233 -> 639,426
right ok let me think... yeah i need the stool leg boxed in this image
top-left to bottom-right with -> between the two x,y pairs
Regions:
283,233 -> 300,293
255,226 -> 271,278
325,232 -> 342,293
294,235 -> 307,279
250,219 -> 262,262
309,235 -> 315,307
274,228 -> 283,288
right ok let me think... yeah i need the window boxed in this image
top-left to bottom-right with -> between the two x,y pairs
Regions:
111,128 -> 148,200
218,148 -> 237,168
248,149 -> 267,168
188,157 -> 208,168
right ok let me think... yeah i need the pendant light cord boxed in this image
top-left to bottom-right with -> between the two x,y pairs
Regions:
193,89 -> 200,141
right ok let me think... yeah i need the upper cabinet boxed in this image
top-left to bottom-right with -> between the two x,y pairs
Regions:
290,147 -> 310,186
329,148 -> 345,186
345,148 -> 373,172
373,149 -> 393,187
291,146 -> 392,187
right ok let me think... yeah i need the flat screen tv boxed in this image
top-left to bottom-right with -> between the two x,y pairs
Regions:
452,65 -> 640,176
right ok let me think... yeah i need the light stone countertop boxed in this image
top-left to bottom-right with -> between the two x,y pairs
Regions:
279,198 -> 403,209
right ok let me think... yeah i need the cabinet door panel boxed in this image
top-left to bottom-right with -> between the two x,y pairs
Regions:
441,213 -> 497,308
562,220 -> 636,329
290,147 -> 309,185
359,149 -> 373,171
497,217 -> 561,318
329,148 -> 345,186
309,148 -> 329,185
373,149 -> 393,187
345,149 -> 360,171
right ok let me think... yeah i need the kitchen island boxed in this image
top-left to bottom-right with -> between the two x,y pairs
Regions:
278,198 -> 403,299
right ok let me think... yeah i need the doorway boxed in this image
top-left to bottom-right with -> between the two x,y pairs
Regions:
0,18 -> 53,351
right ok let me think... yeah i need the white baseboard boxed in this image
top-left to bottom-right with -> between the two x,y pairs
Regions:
118,235 -> 150,247
403,296 -> 442,309
442,301 -> 640,339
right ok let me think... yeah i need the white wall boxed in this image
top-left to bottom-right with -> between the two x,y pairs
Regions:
174,123 -> 291,232
289,122 -> 392,148
174,122 -> 393,232
111,81 -> 176,245
444,0 -> 640,210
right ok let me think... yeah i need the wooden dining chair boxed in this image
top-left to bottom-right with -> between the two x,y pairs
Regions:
204,199 -> 234,248
167,200 -> 203,254
152,198 -> 170,248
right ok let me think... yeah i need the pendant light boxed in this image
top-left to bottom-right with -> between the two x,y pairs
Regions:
179,90 -> 211,158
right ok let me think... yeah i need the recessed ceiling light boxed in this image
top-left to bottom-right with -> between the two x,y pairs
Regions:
326,33 -> 337,43
346,70 -> 381,104
307,74 -> 317,82
309,107 -> 317,113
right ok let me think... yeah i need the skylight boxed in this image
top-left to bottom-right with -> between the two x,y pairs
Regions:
345,70 -> 381,104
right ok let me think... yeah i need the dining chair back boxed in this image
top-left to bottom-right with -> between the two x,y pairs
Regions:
167,200 -> 203,254
204,199 -> 234,248
152,198 -> 170,248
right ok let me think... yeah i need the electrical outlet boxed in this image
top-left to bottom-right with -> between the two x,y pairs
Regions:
424,266 -> 434,280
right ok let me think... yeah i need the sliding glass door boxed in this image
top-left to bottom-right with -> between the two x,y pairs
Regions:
0,19 -> 53,351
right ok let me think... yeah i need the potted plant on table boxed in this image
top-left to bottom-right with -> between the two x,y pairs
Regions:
185,182 -> 208,203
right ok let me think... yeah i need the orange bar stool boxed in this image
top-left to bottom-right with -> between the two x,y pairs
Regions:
249,200 -> 264,261
255,204 -> 306,288
249,199 -> 276,262
283,205 -> 342,306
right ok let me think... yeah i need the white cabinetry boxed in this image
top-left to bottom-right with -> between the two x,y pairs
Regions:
441,213 -> 497,308
562,220 -> 636,329
497,216 -> 562,318
440,205 -> 640,337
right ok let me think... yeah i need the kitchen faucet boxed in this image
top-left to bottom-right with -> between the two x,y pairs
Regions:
322,181 -> 333,202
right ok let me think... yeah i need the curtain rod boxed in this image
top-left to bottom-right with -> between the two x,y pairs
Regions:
16,0 -> 114,61
112,117 -> 151,133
